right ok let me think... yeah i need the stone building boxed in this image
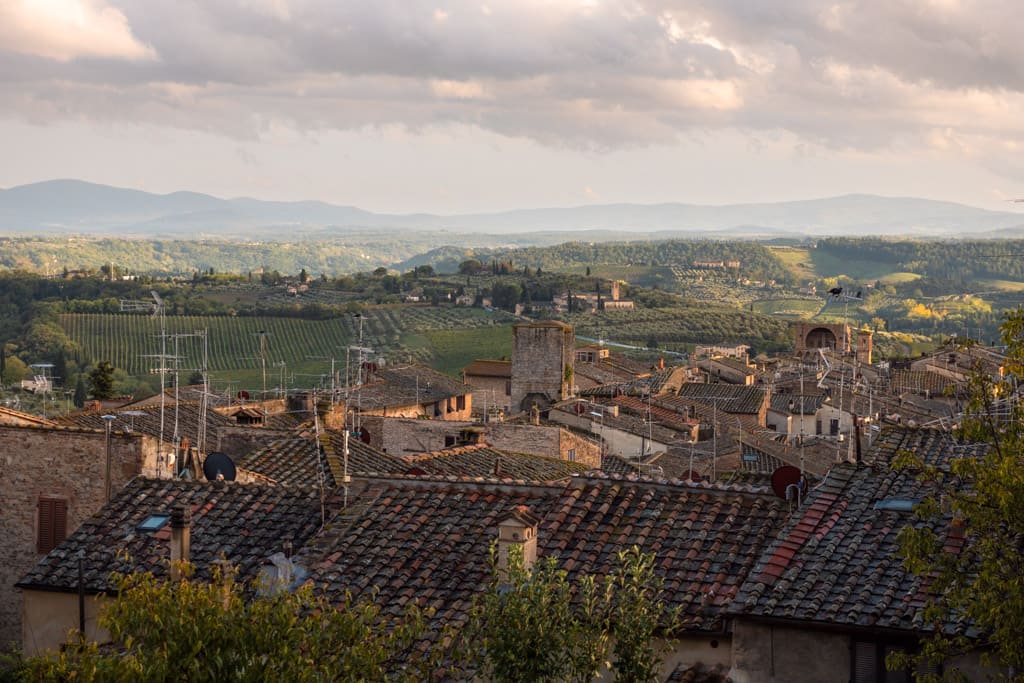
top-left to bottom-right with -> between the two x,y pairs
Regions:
510,320 -> 575,413
461,359 -> 512,414
0,419 -> 158,647
357,415 -> 600,468
794,322 -> 873,364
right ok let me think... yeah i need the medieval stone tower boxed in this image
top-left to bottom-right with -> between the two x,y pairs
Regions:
856,329 -> 873,365
511,320 -> 575,413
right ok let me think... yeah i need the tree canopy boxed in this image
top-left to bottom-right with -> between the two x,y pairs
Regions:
891,309 -> 1024,681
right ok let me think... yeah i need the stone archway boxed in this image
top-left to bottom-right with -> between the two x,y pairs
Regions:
805,327 -> 838,349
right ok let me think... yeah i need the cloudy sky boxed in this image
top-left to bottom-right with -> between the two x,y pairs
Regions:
2,0 -> 1023,213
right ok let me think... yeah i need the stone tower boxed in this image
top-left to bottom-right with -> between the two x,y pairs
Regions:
856,329 -> 873,365
610,280 -> 621,301
511,320 -> 574,413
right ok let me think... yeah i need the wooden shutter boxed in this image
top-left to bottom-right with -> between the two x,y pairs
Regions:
852,640 -> 877,683
37,497 -> 68,554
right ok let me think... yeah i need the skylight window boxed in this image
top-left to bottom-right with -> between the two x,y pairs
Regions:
137,513 -> 171,532
873,498 -> 920,512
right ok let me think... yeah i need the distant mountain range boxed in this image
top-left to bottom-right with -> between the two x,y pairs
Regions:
2,179 -> 1024,239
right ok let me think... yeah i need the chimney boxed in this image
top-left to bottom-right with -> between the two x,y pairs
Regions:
169,504 -> 191,580
496,506 -> 540,579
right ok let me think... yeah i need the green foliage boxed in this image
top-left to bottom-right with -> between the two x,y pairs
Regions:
466,547 -> 608,683
1,354 -> 29,385
889,310 -> 1024,681
463,545 -> 674,683
88,361 -> 117,399
11,563 -> 433,682
607,547 -> 672,683
73,376 -> 87,408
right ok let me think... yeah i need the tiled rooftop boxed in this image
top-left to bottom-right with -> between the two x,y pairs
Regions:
19,478 -> 330,594
579,368 -> 680,398
301,474 -> 788,648
402,444 -> 588,481
732,427 -> 986,634
672,384 -> 767,415
350,365 -> 471,411
462,359 -> 512,378
56,401 -> 233,445
239,433 -> 409,487
768,393 -> 827,415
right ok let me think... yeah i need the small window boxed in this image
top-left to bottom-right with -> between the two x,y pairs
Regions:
138,513 -> 171,532
444,435 -> 457,448
505,380 -> 512,396
457,395 -> 466,411
830,418 -> 840,436
37,497 -> 68,554
567,448 -> 575,462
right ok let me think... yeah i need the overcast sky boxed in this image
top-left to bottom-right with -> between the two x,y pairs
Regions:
2,0 -> 1024,213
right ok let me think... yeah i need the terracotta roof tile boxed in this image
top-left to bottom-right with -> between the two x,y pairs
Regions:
732,427 -> 986,634
18,478 -> 329,594
301,474 -> 788,653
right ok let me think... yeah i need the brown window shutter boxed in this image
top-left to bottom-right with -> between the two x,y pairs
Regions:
54,499 -> 68,547
37,498 -> 68,554
37,499 -> 52,553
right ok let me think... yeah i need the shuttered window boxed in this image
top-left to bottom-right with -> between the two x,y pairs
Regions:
853,640 -> 877,683
37,497 -> 68,554
852,640 -> 914,683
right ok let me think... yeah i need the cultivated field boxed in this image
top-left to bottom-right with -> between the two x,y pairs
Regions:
59,306 -> 517,383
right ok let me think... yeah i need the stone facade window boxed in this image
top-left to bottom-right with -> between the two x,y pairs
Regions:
456,395 -> 466,411
36,497 -> 68,554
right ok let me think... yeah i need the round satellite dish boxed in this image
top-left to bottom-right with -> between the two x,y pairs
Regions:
203,452 -> 237,482
771,465 -> 803,499
237,390 -> 250,400
685,469 -> 701,483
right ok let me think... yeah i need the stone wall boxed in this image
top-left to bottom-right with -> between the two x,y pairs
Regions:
465,376 -> 511,413
0,425 -> 156,649
510,322 -> 574,413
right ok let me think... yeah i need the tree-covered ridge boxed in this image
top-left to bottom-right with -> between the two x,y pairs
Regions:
0,236 -> 438,276
409,240 -> 794,285
817,238 -> 1024,283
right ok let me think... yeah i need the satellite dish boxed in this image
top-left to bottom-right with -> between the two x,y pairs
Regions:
684,469 -> 701,483
237,390 -> 250,400
203,452 -> 237,482
770,466 -> 803,500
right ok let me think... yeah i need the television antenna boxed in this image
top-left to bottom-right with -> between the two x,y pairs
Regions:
27,363 -> 54,417
120,291 -> 171,450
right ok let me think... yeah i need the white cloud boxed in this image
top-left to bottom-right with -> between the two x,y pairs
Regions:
0,0 -> 155,61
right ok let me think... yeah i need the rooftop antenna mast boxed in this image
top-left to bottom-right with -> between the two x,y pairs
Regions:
253,330 -> 270,403
121,290 -> 173,460
828,286 -> 863,461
